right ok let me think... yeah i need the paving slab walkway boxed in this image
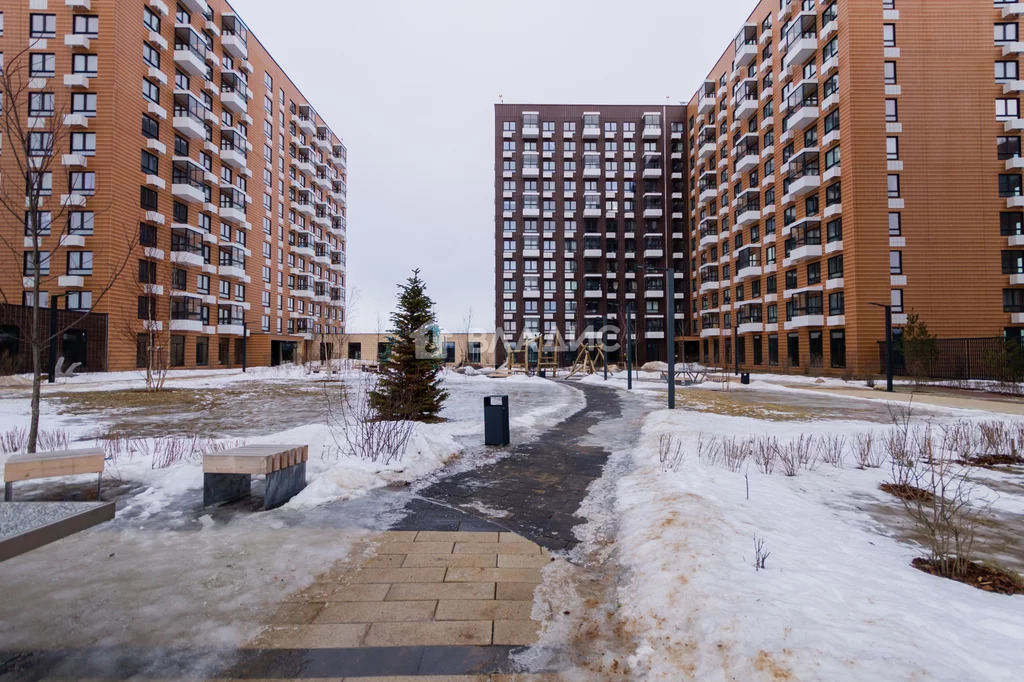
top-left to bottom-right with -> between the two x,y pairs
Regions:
228,381 -> 616,679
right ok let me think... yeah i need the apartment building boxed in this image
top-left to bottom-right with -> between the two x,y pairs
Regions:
686,0 -> 1023,374
0,0 -> 348,371
494,104 -> 688,367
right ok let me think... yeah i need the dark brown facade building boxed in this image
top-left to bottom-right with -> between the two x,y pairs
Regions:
494,104 -> 688,366
498,0 -> 1024,376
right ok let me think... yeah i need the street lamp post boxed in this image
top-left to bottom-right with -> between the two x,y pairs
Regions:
869,302 -> 894,392
642,266 -> 676,409
626,301 -> 633,390
47,295 -> 60,383
603,312 -> 608,381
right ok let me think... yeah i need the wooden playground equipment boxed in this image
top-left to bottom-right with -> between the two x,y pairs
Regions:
566,343 -> 606,379
500,332 -> 566,376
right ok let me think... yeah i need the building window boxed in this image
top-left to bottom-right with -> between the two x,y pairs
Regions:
886,137 -> 899,160
29,93 -> 55,117
141,150 -> 159,175
144,7 -> 161,32
885,99 -> 898,122
999,135 -> 1022,160
71,132 -> 97,155
996,22 -> 1019,45
140,186 -> 159,211
30,13 -> 57,38
887,174 -> 901,198
72,54 -> 98,75
196,337 -> 209,365
997,60 -> 1020,83
65,291 -> 92,311
67,251 -> 93,276
830,330 -> 846,368
888,212 -> 901,236
143,42 -> 161,68
883,61 -> 897,85
143,78 -> 160,104
891,289 -> 904,313
171,335 -> 186,367
883,24 -> 896,48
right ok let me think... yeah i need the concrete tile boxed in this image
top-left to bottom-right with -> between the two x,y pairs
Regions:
267,601 -> 325,624
377,531 -> 420,542
497,554 -> 556,568
454,542 -> 539,555
495,582 -> 540,601
444,567 -> 542,583
498,532 -> 533,544
415,531 -> 499,543
435,599 -> 533,621
365,554 -> 407,568
351,567 -> 447,584
385,582 -> 495,601
378,541 -> 455,555
317,600 -> 437,623
401,553 -> 496,568
328,583 -> 391,602
255,623 -> 367,648
363,620 -> 492,647
492,619 -> 540,646
286,582 -> 338,602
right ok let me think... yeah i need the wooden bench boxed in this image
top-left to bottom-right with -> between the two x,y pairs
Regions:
4,448 -> 105,501
203,444 -> 308,510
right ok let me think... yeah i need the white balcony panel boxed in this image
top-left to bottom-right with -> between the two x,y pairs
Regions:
174,48 -> 206,77
784,315 -> 824,330
738,322 -> 763,335
221,33 -> 248,59
788,106 -> 819,133
784,244 -> 822,265
173,115 -> 206,139
784,37 -> 818,68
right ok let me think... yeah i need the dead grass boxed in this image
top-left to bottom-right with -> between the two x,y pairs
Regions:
672,390 -> 817,422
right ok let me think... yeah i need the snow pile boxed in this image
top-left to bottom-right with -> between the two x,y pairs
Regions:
610,409 -> 1024,681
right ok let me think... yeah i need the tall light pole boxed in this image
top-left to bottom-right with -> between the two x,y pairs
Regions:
642,266 -> 676,409
869,302 -> 894,392
626,301 -> 633,390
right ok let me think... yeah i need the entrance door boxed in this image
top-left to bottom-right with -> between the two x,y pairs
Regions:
61,330 -> 87,368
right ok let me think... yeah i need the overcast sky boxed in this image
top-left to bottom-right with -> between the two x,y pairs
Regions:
238,0 -> 756,332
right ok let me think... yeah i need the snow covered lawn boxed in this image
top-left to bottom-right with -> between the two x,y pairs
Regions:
606,404 -> 1024,681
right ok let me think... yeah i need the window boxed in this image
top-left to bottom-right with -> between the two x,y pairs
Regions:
196,338 -> 209,366
888,250 -> 903,275
24,212 -> 52,236
144,7 -> 161,32
887,174 -> 900,198
888,212 -> 901,236
828,292 -> 845,316
28,132 -> 53,156
883,24 -> 896,48
29,93 -> 55,117
996,23 -> 1019,45
830,330 -> 846,368
826,218 -> 842,243
823,109 -> 840,134
825,182 -> 841,206
886,137 -> 899,160
827,255 -> 843,279
141,150 -> 159,174
73,15 -> 99,36
891,289 -> 904,313
72,54 -> 98,75
143,42 -> 161,68
30,14 -> 56,38
1000,173 -> 1023,197
998,98 -> 1020,120
143,78 -> 160,104
171,336 -> 185,367
66,291 -> 92,311
884,61 -> 897,85
70,172 -> 96,195
23,251 -> 51,276
825,146 -> 840,170
30,53 -> 55,77
885,99 -> 898,122
997,60 -> 1019,83
67,251 -> 93,276
1001,211 -> 1023,236
71,132 -> 97,155
1004,288 -> 1024,312
69,211 -> 94,235
72,93 -> 97,116
140,186 -> 159,210
142,114 -> 159,139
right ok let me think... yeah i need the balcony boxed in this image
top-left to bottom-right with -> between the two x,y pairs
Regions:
735,200 -> 761,228
698,82 -> 717,115
173,94 -> 208,139
220,142 -> 247,170
220,14 -> 249,59
643,114 -> 662,138
296,110 -> 317,137
782,14 -> 818,68
734,25 -> 758,68
697,128 -> 717,160
174,25 -> 208,77
332,144 -> 348,170
734,84 -> 759,120
219,188 -> 247,223
734,135 -> 760,174
171,161 -> 207,204
642,161 -> 662,178
786,84 -> 819,134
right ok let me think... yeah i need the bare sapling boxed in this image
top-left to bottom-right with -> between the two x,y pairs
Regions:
753,535 -> 770,571
696,433 -> 722,467
778,440 -> 799,476
853,432 -> 877,469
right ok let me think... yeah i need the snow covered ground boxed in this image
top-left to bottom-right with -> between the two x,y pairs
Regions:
569,381 -> 1024,681
0,367 -> 582,679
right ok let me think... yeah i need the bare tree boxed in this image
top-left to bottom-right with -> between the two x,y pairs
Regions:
119,254 -> 170,391
0,47 -> 135,451
459,306 -> 475,367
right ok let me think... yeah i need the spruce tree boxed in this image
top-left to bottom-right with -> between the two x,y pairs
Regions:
369,269 -> 449,421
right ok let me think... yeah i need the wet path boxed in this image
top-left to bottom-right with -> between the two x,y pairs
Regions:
394,382 -> 619,550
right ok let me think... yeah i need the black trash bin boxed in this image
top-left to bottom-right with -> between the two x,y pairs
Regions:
484,395 -> 510,446
741,372 -> 751,385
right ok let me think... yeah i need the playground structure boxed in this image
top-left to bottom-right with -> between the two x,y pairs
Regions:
501,332 -> 566,376
566,343 -> 607,379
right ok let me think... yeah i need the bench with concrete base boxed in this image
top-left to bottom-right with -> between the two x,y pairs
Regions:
4,448 -> 105,501
203,444 -> 308,510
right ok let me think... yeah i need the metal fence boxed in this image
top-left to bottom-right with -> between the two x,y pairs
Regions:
878,336 -> 1024,381
0,304 -> 108,374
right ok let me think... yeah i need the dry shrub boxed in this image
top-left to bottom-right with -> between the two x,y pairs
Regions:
778,440 -> 799,476
0,426 -> 27,454
819,434 -> 846,468
696,433 -> 722,467
778,434 -> 815,476
324,373 -> 415,465
753,435 -> 778,475
722,436 -> 751,472
659,434 -> 687,472
853,432 -> 880,469
37,429 -> 70,452
100,432 -> 240,470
